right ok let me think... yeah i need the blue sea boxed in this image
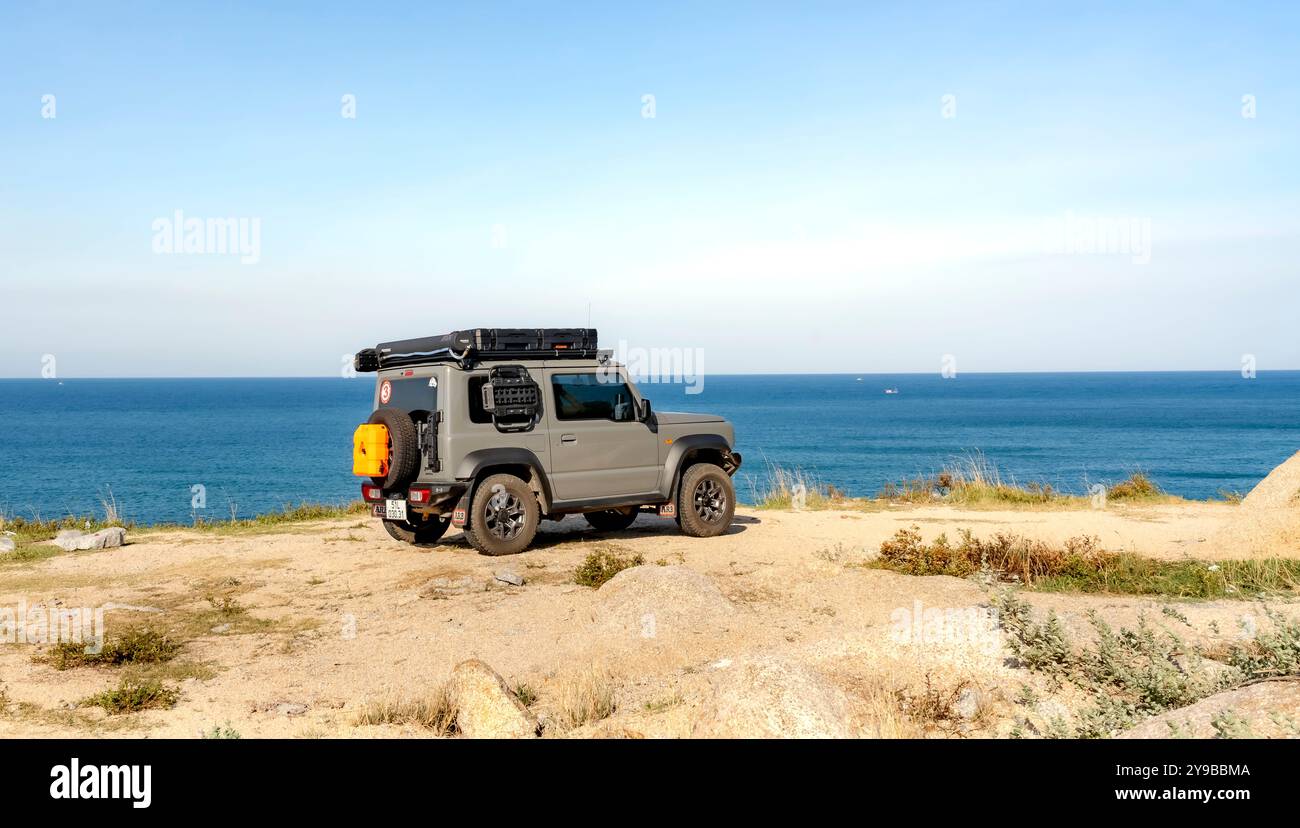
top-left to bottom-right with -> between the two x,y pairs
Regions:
2,372 -> 1298,525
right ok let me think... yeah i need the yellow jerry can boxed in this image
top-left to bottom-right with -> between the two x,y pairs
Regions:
353,424 -> 390,477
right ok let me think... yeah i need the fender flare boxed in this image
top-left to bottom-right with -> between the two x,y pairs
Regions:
454,447 -> 554,510
662,434 -> 735,498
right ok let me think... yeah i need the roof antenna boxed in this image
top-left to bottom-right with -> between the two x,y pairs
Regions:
587,302 -> 591,329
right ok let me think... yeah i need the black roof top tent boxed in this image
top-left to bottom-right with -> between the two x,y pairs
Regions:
354,328 -> 599,372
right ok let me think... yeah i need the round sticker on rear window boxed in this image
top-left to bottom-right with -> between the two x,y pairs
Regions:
379,380 -> 392,405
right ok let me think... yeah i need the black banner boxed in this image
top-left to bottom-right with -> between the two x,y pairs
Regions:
9,738 -> 1285,814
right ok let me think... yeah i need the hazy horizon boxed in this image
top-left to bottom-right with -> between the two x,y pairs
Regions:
3,2 -> 1297,377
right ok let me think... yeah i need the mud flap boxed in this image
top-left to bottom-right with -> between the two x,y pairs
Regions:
450,490 -> 472,528
657,502 -> 676,518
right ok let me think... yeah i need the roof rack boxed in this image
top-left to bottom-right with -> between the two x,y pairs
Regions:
354,328 -> 599,372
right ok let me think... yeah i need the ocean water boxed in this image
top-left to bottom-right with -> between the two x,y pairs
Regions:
1,372 -> 1297,525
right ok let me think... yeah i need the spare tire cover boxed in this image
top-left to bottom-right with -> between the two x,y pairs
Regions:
367,407 -> 420,488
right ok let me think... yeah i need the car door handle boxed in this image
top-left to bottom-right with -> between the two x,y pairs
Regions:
560,434 -> 577,443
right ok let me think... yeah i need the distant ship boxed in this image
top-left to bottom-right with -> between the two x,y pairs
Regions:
884,387 -> 899,394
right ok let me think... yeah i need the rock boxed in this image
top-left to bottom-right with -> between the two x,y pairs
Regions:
1208,451 -> 1300,557
951,687 -> 981,720
1119,681 -> 1300,739
210,623 -> 233,634
274,702 -> 309,717
50,527 -> 126,552
1034,699 -> 1071,725
692,655 -> 856,738
0,537 -> 14,553
1242,450 -> 1300,509
494,570 -> 525,587
51,530 -> 84,551
593,565 -> 735,640
449,659 -> 537,739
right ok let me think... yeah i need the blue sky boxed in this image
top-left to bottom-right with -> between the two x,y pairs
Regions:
1,1 -> 1297,376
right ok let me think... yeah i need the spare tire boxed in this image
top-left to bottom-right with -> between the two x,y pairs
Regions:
367,407 -> 420,489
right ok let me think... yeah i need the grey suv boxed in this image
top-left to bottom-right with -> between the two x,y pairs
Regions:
351,328 -> 741,555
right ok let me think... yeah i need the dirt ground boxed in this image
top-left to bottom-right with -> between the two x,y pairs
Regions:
1,500 -> 1296,738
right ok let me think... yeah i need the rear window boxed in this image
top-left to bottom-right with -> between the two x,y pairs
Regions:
378,376 -> 438,417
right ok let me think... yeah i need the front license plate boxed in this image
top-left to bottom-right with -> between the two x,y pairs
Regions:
384,499 -> 407,521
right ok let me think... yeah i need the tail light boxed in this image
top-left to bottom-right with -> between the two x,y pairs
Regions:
361,484 -> 384,502
408,486 -> 432,505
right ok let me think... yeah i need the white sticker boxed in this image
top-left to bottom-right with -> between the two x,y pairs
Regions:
428,376 -> 438,387
379,380 -> 392,404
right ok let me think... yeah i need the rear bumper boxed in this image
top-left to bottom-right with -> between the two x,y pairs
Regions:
363,483 -> 466,518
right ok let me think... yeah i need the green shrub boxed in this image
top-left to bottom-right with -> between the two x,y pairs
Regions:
84,678 -> 179,714
573,548 -> 644,588
47,628 -> 181,670
991,592 -> 1244,738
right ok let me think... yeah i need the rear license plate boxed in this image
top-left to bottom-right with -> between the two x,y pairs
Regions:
383,499 -> 407,521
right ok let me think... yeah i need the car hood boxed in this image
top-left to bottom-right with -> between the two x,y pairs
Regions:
655,411 -> 728,425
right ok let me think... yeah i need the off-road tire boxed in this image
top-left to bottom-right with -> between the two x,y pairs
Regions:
464,473 -> 539,556
382,514 -> 450,545
677,463 -> 735,538
584,507 -> 639,532
367,408 -> 420,489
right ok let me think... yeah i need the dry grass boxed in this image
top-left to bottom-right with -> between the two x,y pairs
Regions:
1104,472 -> 1169,502
880,452 -> 1072,506
856,680 -> 926,738
751,462 -> 856,510
871,525 -> 1300,598
353,685 -> 458,735
871,525 -> 1114,584
755,453 -> 1188,512
895,674 -> 979,736
98,486 -> 122,525
548,667 -> 617,732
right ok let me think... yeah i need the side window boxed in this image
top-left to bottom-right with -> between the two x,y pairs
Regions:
467,375 -> 493,424
552,373 -> 636,422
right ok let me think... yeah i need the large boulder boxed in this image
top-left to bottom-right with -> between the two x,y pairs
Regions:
1120,681 -> 1300,739
0,536 -> 15,553
50,527 -> 127,552
449,659 -> 538,739
1242,450 -> 1300,509
593,565 -> 735,640
1209,451 -> 1300,557
692,655 -> 856,738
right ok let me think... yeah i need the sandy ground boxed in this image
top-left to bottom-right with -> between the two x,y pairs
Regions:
1,500 -> 1296,738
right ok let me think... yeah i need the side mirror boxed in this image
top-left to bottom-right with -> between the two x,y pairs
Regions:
638,398 -> 653,422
